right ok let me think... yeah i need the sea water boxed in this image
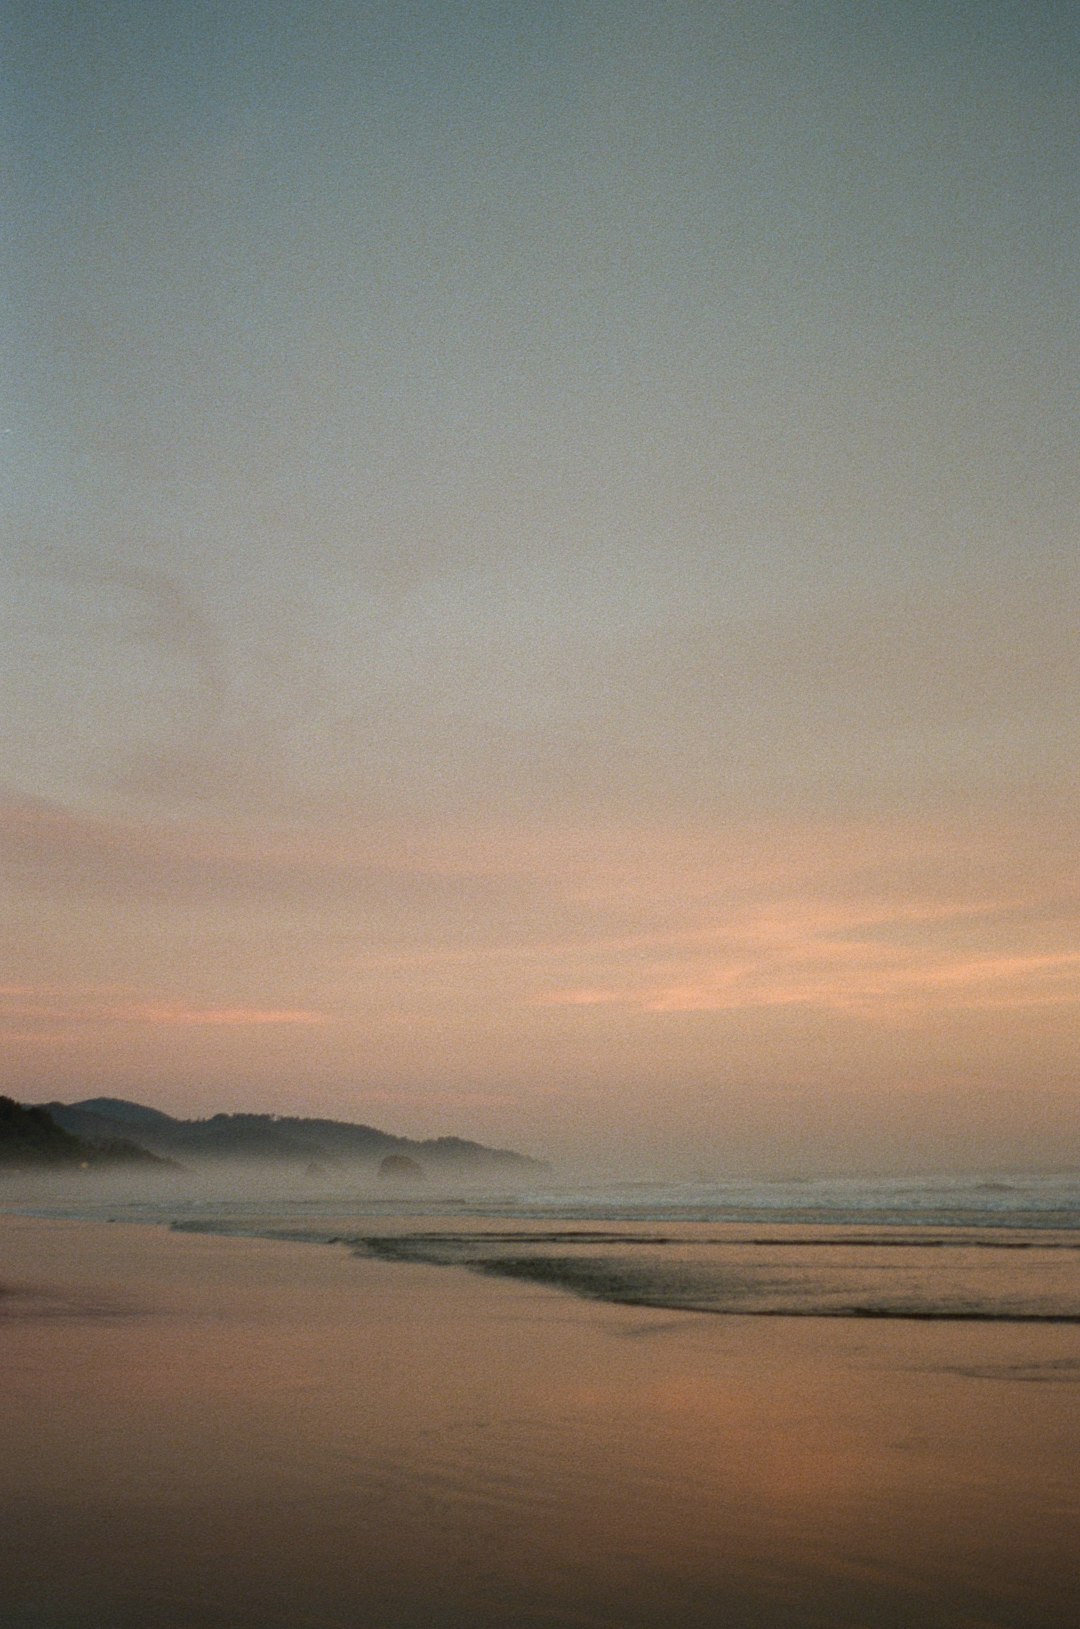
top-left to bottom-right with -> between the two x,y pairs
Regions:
17,1169 -> 1080,1323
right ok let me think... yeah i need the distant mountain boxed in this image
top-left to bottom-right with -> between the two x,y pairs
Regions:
41,1097 -> 545,1178
0,1096 -> 171,1170
62,1096 -> 178,1128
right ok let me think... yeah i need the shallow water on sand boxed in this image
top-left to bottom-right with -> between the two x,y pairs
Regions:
347,1222 -> 1080,1321
1,1212 -> 1077,1628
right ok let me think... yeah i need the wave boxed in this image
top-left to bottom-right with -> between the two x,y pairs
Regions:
348,1227 -> 1080,1324
8,1172 -> 1078,1324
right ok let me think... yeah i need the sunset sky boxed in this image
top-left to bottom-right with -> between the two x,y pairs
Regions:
3,1 -> 1077,1175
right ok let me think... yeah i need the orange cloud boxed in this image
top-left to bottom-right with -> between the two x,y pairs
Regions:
531,932 -> 1080,1020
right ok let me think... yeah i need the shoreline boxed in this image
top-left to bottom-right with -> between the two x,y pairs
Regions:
5,1201 -> 1079,1323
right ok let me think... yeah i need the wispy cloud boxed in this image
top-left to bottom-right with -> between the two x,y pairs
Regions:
118,1002 -> 326,1027
528,874 -> 1080,1021
536,947 -> 1080,1019
0,985 -> 325,1030
0,793 -> 517,908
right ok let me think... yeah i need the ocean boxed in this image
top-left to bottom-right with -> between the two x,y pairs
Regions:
21,1168 -> 1080,1322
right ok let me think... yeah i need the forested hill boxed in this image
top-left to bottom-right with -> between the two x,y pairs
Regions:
0,1097 -> 167,1169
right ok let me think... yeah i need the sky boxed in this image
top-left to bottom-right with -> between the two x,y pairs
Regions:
2,0 -> 1078,1176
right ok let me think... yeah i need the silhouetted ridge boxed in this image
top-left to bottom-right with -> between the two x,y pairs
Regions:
40,1098 -> 544,1176
70,1097 -> 178,1126
1,1096 -> 171,1170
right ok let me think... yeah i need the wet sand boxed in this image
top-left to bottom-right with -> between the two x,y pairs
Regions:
1,1214 -> 1077,1628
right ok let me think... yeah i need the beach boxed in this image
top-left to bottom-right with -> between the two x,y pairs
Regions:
2,1211 -> 1077,1629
